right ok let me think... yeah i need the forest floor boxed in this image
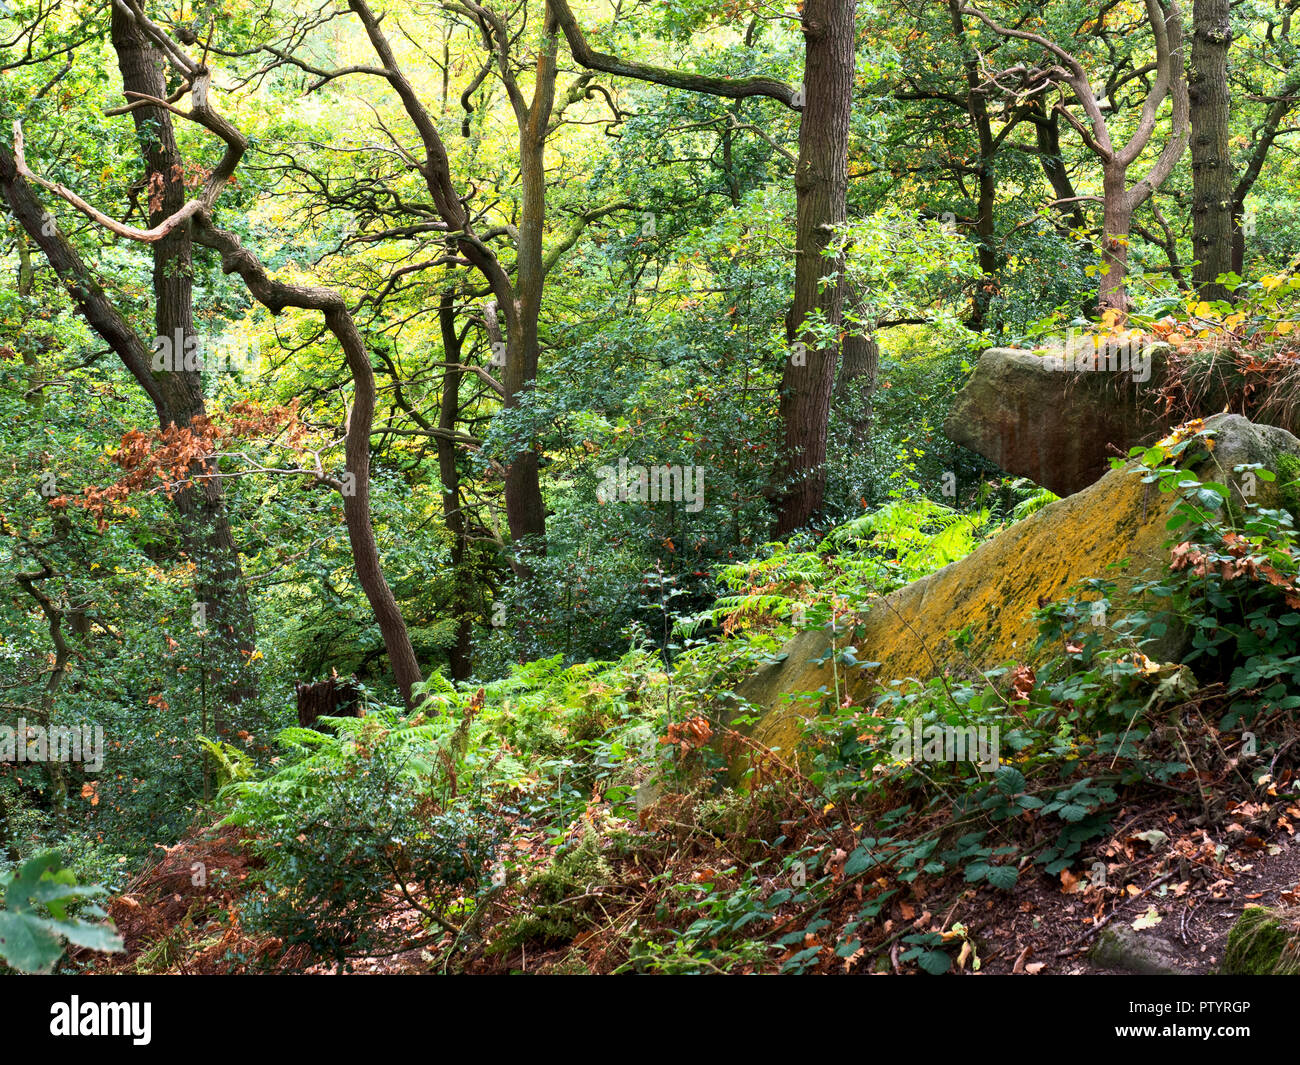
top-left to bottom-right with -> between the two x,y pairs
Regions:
83,766 -> 1300,976
967,793 -> 1300,974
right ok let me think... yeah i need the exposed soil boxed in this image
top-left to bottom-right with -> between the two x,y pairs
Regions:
960,794 -> 1300,975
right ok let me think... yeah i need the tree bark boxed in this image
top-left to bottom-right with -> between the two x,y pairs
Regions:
46,0 -> 425,708
834,331 -> 878,450
1188,0 -> 1234,300
437,292 -> 475,681
948,0 -> 999,329
775,0 -> 856,536
111,7 -> 257,733
15,238 -> 48,412
296,676 -> 362,729
1099,165 -> 1135,312
500,4 -> 557,562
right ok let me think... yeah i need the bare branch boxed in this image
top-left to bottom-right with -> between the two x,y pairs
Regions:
551,0 -> 797,108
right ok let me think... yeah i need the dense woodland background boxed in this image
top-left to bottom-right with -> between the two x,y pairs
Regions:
3,0 -> 1300,976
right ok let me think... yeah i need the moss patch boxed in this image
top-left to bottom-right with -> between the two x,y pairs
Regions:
487,826 -> 612,955
1274,451 -> 1300,524
1221,905 -> 1300,975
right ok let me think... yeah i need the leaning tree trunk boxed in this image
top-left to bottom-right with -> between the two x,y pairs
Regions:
329,308 -> 427,707
111,9 -> 257,735
188,212 -> 426,709
1188,0 -> 1234,300
775,0 -> 856,537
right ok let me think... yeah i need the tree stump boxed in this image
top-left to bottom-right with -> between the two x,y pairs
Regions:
296,676 -> 363,730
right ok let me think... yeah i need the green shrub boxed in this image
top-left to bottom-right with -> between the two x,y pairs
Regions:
0,852 -> 122,973
226,714 -> 504,969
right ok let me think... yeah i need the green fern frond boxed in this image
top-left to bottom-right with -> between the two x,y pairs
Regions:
195,735 -> 256,789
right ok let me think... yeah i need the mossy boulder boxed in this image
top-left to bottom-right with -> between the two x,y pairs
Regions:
1091,926 -> 1191,975
737,414 -> 1300,756
1221,905 -> 1300,975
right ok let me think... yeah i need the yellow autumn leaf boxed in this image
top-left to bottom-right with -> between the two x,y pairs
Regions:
1132,905 -> 1163,930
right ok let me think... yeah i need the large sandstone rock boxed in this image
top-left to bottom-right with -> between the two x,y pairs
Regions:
738,414 -> 1300,755
945,345 -> 1172,496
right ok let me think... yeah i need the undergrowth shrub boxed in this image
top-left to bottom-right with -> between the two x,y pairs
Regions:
154,430 -> 1300,976
224,708 -> 505,970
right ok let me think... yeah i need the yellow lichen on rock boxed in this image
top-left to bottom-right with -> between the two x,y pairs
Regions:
739,414 -> 1300,755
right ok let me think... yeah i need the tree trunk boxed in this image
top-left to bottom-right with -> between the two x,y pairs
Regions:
15,239 -> 48,412
1229,76 -> 1300,276
971,162 -> 998,328
1034,106 -> 1086,233
111,9 -> 257,736
549,0 -> 825,532
1230,194 -> 1248,280
722,108 -> 743,207
949,0 -> 999,329
1188,0 -> 1234,300
1,15 -> 260,739
438,292 -> 475,681
296,676 -> 362,730
499,9 -> 559,568
329,307 -> 426,708
775,0 -> 856,536
1099,167 -> 1134,314
346,0 -> 548,570
964,0 -> 1187,319
834,332 -> 879,450
186,214 -> 426,709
